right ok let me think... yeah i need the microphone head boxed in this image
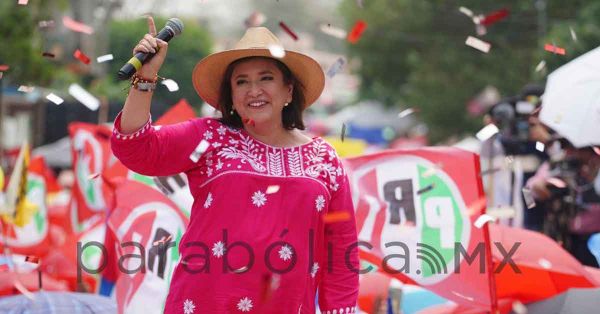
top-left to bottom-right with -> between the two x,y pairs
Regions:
166,18 -> 184,36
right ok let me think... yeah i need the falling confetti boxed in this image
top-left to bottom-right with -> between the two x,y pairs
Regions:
278,21 -> 298,41
73,49 -> 91,64
459,6 -> 474,18
398,108 -> 415,118
87,173 -> 100,180
319,24 -> 347,39
465,36 -> 491,53
487,206 -> 516,219
18,86 -> 35,93
475,124 -> 499,141
512,301 -> 527,314
522,187 -> 536,209
416,184 -> 435,195
0,65 -> 9,71
535,141 -> 545,152
18,0 -> 29,5
480,8 -> 509,26
189,140 -> 210,162
266,185 -> 280,194
63,16 -> 94,34
96,54 -> 114,63
69,83 -> 100,111
161,79 -> 179,92
267,44 -> 285,58
347,20 -> 367,44
46,93 -> 64,105
340,123 -> 346,142
38,20 -> 55,28
474,214 -> 497,228
570,27 -> 577,41
323,211 -> 351,223
326,57 -> 345,78
544,43 -> 566,55
42,52 -> 55,58
535,60 -> 546,72
25,256 -> 40,264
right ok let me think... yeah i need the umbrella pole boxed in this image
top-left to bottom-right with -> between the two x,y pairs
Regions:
38,269 -> 42,290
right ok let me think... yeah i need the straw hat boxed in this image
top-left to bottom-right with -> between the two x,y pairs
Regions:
192,27 -> 325,109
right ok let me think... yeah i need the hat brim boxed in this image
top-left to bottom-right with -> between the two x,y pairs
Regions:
192,48 -> 325,109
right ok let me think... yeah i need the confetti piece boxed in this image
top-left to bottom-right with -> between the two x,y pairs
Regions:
474,214 -> 497,228
323,211 -> 351,223
63,16 -> 94,34
341,123 -> 346,142
512,301 -> 527,314
522,187 -> 536,209
570,27 -> 577,41
459,6 -> 474,18
18,0 -> 29,5
398,108 -> 415,118
46,93 -> 64,105
487,206 -> 515,219
544,43 -> 566,55
326,57 -> 345,78
161,79 -> 179,92
538,258 -> 552,269
189,140 -> 210,162
347,20 -> 367,44
73,49 -> 91,64
266,185 -> 280,194
417,184 -> 435,195
38,20 -> 55,28
319,23 -> 347,39
25,256 -> 40,264
153,235 -> 172,246
465,36 -> 491,53
535,60 -> 546,72
0,65 -> 9,71
69,83 -> 100,111
42,52 -> 55,58
546,177 -> 567,189
18,85 -> 35,93
87,173 -> 100,180
279,21 -> 298,41
96,54 -> 114,63
475,124 -> 499,141
535,141 -> 545,152
267,44 -> 285,58
480,8 -> 509,26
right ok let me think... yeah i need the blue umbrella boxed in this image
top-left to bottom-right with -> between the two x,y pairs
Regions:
0,291 -> 116,314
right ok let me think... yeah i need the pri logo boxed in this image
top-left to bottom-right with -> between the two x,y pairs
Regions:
352,155 -> 470,284
73,129 -> 107,213
4,173 -> 48,247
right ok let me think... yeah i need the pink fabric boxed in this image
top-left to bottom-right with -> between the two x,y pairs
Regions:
111,113 -> 359,313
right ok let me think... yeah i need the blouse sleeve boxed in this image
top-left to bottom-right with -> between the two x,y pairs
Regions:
318,164 -> 359,314
110,111 -> 210,176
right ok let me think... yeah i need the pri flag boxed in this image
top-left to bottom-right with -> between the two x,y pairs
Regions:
105,180 -> 189,314
344,148 -> 497,311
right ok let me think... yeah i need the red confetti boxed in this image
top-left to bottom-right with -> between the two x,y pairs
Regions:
0,65 -> 9,71
347,20 -> 367,44
278,21 -> 298,41
25,256 -> 40,264
544,44 -> 566,55
42,52 -> 55,58
480,8 -> 509,26
323,211 -> 351,224
73,49 -> 91,64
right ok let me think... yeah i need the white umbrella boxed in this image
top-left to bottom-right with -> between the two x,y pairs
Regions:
540,46 -> 600,148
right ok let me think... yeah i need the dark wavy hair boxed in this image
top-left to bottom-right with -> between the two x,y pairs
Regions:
217,56 -> 306,130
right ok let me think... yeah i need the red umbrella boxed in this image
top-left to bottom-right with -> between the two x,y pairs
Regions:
490,225 -> 600,303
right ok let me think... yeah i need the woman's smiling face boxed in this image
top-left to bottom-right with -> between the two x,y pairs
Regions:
230,57 -> 293,126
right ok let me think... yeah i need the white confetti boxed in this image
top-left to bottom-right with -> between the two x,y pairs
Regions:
319,24 -> 347,39
267,44 -> 285,58
266,185 -> 280,194
570,27 -> 577,41
18,85 -> 35,93
398,108 -> 415,119
161,79 -> 179,92
18,0 -> 29,5
459,6 -> 474,18
46,93 -> 64,105
476,124 -> 499,141
487,206 -> 516,219
535,60 -> 546,72
96,54 -> 114,63
535,141 -> 545,152
189,140 -> 210,162
474,214 -> 497,228
327,57 -> 345,78
68,83 -> 100,111
522,187 -> 536,209
512,301 -> 528,314
465,36 -> 491,53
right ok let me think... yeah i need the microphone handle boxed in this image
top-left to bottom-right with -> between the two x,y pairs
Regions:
117,28 -> 175,80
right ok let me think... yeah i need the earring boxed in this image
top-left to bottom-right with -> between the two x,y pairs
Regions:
284,102 -> 289,107
230,108 -> 235,115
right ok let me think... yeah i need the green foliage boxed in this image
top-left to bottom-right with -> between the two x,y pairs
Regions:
103,17 -> 213,107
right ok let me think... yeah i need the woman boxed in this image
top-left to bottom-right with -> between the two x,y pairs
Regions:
111,17 -> 359,313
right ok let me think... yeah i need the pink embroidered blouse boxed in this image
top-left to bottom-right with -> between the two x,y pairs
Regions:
111,113 -> 359,314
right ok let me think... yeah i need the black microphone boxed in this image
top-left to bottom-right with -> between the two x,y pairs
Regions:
117,18 -> 184,80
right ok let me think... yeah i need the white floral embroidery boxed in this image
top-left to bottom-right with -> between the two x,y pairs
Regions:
203,130 -> 213,140
315,195 -> 326,212
216,159 -> 224,170
278,245 -> 293,261
212,241 -> 225,258
311,262 -> 319,278
237,297 -> 253,312
218,134 -> 266,172
204,193 -> 213,208
217,125 -> 227,135
212,142 -> 222,148
183,299 -> 196,314
251,191 -> 267,207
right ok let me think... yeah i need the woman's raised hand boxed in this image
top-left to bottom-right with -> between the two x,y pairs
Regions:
132,16 -> 169,78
